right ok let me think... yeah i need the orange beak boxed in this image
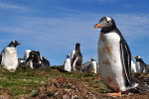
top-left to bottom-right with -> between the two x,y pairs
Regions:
94,24 -> 104,28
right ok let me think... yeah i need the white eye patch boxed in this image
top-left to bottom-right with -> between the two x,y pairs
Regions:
106,17 -> 112,21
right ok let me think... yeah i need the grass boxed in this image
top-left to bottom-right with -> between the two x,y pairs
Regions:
0,66 -> 111,97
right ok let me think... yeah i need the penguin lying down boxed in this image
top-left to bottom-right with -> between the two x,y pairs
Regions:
95,16 -> 149,96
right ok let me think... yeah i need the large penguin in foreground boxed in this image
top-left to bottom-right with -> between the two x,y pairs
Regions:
95,16 -> 138,96
1,40 -> 20,71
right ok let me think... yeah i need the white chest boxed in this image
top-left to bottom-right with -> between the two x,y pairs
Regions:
64,58 -> 71,72
1,47 -> 18,71
98,32 -> 121,63
98,32 -> 126,91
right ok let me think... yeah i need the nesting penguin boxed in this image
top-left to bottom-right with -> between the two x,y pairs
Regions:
25,50 -> 50,69
134,56 -> 147,73
64,55 -> 71,72
95,16 -> 138,96
1,40 -> 20,71
71,43 -> 83,72
82,58 -> 97,73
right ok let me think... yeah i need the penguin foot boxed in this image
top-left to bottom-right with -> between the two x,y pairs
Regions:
106,92 -> 121,97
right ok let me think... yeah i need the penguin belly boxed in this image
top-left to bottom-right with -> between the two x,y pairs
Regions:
92,61 -> 97,73
98,32 -> 126,91
64,58 -> 71,72
131,61 -> 137,73
2,47 -> 18,71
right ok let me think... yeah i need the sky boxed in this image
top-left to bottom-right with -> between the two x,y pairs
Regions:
0,0 -> 149,65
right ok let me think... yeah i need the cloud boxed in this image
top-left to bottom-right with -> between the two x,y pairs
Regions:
0,12 -> 149,64
0,2 -> 28,11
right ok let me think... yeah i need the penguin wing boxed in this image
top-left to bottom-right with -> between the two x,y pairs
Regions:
120,40 -> 132,85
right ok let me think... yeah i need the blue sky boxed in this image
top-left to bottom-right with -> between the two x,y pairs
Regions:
0,0 -> 149,65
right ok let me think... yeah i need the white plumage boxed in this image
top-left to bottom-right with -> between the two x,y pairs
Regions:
131,60 -> 137,73
24,49 -> 31,59
1,47 -> 19,71
98,32 -> 127,91
64,56 -> 71,72
91,60 -> 97,74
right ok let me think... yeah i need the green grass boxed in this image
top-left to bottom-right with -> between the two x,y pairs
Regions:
0,66 -> 111,97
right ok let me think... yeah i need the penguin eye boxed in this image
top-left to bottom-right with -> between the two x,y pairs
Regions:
107,21 -> 110,23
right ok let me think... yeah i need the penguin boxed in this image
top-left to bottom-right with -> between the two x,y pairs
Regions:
40,56 -> 50,67
64,55 -> 71,72
1,40 -> 20,72
134,56 -> 147,73
26,50 -> 41,69
71,43 -> 83,72
24,49 -> 32,60
131,60 -> 137,73
91,58 -> 98,74
82,58 -> 97,73
95,16 -> 138,96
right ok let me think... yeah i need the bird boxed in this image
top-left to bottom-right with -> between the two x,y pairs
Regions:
64,55 -> 71,72
134,56 -> 148,73
95,16 -> 138,96
24,49 -> 32,60
1,40 -> 20,72
71,43 -> 83,72
131,60 -> 137,73
82,58 -> 98,73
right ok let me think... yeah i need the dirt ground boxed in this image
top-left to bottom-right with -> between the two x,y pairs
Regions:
0,67 -> 149,99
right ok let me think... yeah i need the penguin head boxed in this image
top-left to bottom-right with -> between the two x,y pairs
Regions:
135,56 -> 141,60
8,40 -> 21,47
66,55 -> 70,58
75,43 -> 80,50
95,16 -> 116,29
134,56 -> 143,62
90,58 -> 95,61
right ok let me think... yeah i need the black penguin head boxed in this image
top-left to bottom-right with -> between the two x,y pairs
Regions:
8,40 -> 20,47
135,56 -> 141,60
66,55 -> 70,58
95,16 -> 116,30
90,58 -> 95,61
75,43 -> 80,50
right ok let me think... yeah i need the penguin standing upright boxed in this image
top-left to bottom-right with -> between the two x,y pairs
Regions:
90,58 -> 97,74
64,55 -> 71,72
82,58 -> 97,73
95,16 -> 138,96
71,43 -> 83,71
1,40 -> 20,71
131,60 -> 137,73
24,49 -> 31,60
134,56 -> 147,73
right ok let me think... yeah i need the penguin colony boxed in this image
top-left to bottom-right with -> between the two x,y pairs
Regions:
0,16 -> 149,96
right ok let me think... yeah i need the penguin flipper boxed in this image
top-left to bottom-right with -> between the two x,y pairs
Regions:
120,40 -> 132,86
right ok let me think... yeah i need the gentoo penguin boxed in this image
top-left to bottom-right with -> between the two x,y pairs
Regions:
82,58 -> 97,73
71,43 -> 83,72
64,55 -> 71,72
26,50 -> 42,69
131,60 -> 137,73
24,49 -> 32,60
1,40 -> 20,72
95,16 -> 138,96
134,56 -> 147,73
40,56 -> 50,67
91,58 -> 97,74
